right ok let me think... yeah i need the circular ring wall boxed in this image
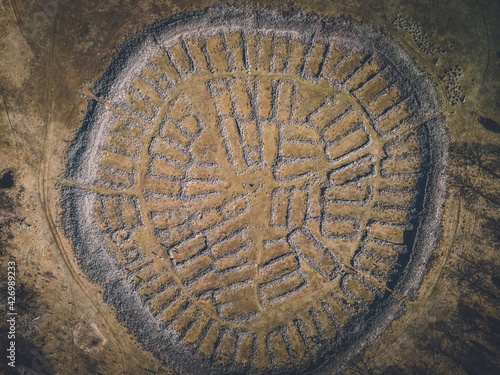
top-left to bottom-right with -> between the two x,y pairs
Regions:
62,6 -> 448,375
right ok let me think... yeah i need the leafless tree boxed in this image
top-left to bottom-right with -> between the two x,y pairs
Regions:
449,143 -> 500,207
451,143 -> 500,178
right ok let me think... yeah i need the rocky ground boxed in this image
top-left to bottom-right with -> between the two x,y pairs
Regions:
0,0 -> 498,374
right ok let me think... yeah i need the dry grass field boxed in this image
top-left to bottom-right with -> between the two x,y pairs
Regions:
0,0 -> 499,374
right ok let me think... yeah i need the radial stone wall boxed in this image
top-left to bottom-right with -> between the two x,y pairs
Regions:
62,6 -> 448,375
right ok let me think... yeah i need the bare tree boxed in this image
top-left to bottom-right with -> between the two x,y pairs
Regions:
483,216 -> 500,246
449,142 -> 500,207
451,143 -> 500,178
449,167 -> 500,206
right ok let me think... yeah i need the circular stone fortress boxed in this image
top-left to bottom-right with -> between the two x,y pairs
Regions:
62,6 -> 448,375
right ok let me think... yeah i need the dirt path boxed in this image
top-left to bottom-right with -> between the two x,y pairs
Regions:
33,3 -> 128,373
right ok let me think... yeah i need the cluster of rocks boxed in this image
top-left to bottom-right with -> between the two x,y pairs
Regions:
393,13 -> 445,56
440,65 -> 465,106
62,6 -> 449,375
